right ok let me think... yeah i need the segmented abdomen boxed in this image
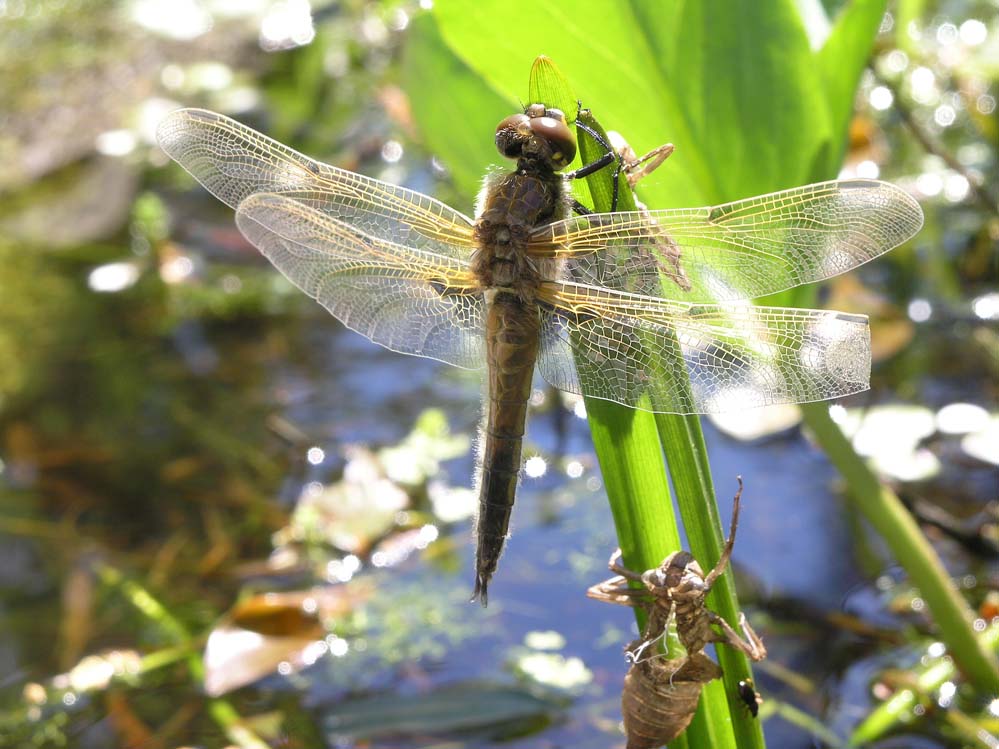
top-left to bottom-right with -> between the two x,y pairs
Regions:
473,292 -> 540,603
622,651 -> 722,749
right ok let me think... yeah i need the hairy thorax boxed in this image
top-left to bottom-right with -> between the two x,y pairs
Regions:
472,169 -> 566,303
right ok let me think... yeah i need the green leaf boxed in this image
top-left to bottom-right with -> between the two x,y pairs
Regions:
430,0 -> 704,204
527,55 -> 578,124
537,62 -> 682,586
429,0 -> 844,207
574,82 -> 756,749
401,12 -> 513,202
631,0 -> 831,201
814,0 -> 888,173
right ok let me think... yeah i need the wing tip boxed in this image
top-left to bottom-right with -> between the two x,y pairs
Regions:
233,193 -> 293,239
155,107 -> 226,153
831,310 -> 870,326
839,178 -> 925,238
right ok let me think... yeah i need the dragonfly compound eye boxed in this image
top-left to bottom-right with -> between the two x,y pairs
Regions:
528,114 -> 576,169
495,113 -> 531,159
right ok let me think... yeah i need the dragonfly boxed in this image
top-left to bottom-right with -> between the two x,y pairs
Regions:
157,105 -> 923,604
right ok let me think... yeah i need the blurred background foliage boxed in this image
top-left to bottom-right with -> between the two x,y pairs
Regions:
0,1 -> 997,748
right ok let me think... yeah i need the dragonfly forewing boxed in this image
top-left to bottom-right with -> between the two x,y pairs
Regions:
537,282 -> 870,414
236,193 -> 485,370
532,179 -> 923,303
157,103 -> 924,604
157,108 -> 477,257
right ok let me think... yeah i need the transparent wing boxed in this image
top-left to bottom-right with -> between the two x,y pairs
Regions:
537,282 -> 870,414
236,193 -> 485,370
157,108 -> 476,257
530,180 -> 923,302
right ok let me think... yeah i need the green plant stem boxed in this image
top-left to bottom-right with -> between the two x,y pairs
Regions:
768,700 -> 846,748
586,398 -> 690,749
135,644 -> 197,675
658,414 -> 767,749
849,621 -> 999,745
585,400 -> 682,619
573,100 -> 763,749
943,707 -> 999,748
801,403 -> 999,693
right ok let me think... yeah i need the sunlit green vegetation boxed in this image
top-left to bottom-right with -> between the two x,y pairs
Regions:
0,1 -> 996,748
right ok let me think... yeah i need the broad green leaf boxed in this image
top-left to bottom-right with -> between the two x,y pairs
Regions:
429,0 -> 704,204
401,12 -> 513,203
815,0 -> 888,174
630,0 -> 831,202
429,0 -> 840,207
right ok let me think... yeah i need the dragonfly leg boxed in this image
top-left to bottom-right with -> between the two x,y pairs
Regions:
608,548 -> 646,582
616,139 -> 675,189
586,574 -> 649,607
708,610 -> 767,662
570,107 -> 624,211
703,477 -> 743,590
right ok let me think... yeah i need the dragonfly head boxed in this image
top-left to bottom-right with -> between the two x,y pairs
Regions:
645,550 -> 708,598
494,104 -> 577,171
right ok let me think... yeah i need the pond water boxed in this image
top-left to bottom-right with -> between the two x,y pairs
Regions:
0,264 -> 988,747
1,3 -> 997,748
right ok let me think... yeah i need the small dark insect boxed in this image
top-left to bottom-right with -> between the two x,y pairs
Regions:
588,478 -> 765,748
737,678 -> 763,717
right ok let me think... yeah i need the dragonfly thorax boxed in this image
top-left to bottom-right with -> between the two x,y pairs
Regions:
473,170 -> 567,299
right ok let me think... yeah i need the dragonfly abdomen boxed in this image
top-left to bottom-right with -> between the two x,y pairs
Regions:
473,292 -> 541,605
622,651 -> 721,749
